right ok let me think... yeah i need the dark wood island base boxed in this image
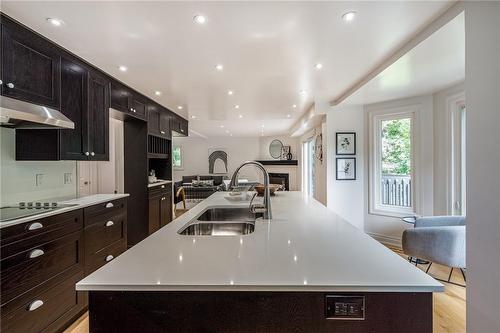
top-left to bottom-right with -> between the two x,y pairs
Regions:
89,291 -> 432,333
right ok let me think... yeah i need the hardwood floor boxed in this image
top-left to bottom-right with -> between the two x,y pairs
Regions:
65,246 -> 465,333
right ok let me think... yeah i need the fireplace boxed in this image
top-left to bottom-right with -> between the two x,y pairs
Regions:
269,173 -> 289,191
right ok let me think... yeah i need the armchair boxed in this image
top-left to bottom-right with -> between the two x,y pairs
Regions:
402,216 -> 466,286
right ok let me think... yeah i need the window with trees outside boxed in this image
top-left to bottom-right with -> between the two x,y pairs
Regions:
370,111 -> 415,216
172,145 -> 183,170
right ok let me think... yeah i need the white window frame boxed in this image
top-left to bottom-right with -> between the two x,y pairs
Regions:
172,144 -> 183,170
369,105 -> 420,217
446,92 -> 466,215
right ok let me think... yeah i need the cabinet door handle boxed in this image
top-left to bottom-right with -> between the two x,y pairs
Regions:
161,197 -> 166,201
105,255 -> 114,262
160,131 -> 165,134
84,151 -> 90,156
105,221 -> 114,227
28,249 -> 45,259
6,82 -> 14,89
161,185 -> 165,189
27,300 -> 44,311
105,202 -> 114,208
27,222 -> 43,231
181,129 -> 184,133
91,152 -> 95,156
0,79 -> 3,85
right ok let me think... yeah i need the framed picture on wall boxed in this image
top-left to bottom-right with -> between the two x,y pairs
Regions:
336,158 -> 356,180
336,132 -> 356,155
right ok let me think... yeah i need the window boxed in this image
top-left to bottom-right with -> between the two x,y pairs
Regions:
172,145 -> 183,170
450,102 -> 466,215
370,108 -> 416,216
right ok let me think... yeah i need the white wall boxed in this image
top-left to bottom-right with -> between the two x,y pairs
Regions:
326,105 -> 365,229
433,81 -> 465,215
363,95 -> 434,246
172,136 -> 261,182
465,2 -> 500,332
0,128 -> 77,205
258,135 -> 299,160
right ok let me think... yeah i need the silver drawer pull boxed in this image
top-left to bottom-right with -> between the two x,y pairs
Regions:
105,221 -> 114,227
161,185 -> 165,189
160,131 -> 165,134
28,222 -> 43,231
105,202 -> 114,208
105,255 -> 114,262
27,300 -> 44,311
161,197 -> 166,201
29,249 -> 45,259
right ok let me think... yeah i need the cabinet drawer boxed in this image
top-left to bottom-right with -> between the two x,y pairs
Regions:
83,198 -> 127,226
1,231 -> 83,305
85,212 -> 126,254
148,183 -> 172,198
85,240 -> 127,275
1,271 -> 86,333
0,209 -> 83,256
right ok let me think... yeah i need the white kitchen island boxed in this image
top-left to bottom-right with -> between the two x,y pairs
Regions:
77,191 -> 442,332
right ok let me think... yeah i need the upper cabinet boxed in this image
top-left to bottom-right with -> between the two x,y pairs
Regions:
147,103 -> 171,139
87,69 -> 110,160
16,57 -> 110,161
110,80 -> 147,120
1,17 -> 61,108
171,114 -> 188,136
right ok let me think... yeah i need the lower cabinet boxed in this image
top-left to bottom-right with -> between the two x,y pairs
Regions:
0,197 -> 127,333
148,184 -> 173,235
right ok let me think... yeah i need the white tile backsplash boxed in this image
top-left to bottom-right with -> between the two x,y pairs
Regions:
0,127 -> 77,205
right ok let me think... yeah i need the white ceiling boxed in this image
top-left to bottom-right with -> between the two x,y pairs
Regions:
2,1 -> 453,137
342,11 -> 464,105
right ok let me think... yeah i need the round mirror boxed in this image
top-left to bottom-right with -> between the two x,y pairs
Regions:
269,139 -> 283,159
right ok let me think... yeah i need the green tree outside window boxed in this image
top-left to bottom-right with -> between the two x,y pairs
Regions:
381,118 -> 411,175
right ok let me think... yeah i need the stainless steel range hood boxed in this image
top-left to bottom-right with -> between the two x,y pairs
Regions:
0,96 -> 74,129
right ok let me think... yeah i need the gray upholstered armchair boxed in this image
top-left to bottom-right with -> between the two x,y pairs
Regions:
402,216 -> 466,286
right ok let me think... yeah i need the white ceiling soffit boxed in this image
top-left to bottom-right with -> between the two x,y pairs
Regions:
1,1 -> 453,137
336,5 -> 465,106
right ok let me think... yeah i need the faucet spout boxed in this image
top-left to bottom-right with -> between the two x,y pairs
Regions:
229,161 -> 272,220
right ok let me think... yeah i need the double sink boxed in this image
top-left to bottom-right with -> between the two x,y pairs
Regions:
178,207 -> 262,236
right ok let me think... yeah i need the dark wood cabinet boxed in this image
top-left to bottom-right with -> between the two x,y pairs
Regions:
110,80 -> 147,120
148,103 -> 171,138
0,198 -> 128,333
148,184 -> 173,234
15,59 -> 109,161
1,17 -> 61,109
59,57 -> 88,160
87,70 -> 110,160
171,114 -> 188,136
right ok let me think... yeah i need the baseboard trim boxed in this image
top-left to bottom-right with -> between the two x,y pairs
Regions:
368,232 -> 402,248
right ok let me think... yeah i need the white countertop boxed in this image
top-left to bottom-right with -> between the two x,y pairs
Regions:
76,191 -> 443,293
148,180 -> 173,188
0,194 -> 129,228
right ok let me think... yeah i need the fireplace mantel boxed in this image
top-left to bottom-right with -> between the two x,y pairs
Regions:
256,160 -> 298,166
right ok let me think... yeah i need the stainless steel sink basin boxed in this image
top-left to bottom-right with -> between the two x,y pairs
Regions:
178,208 -> 261,236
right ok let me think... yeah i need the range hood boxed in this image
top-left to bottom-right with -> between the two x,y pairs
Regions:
0,96 -> 74,129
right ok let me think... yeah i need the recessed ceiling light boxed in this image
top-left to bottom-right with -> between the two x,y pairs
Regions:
238,114 -> 243,119
215,64 -> 224,71
177,105 -> 183,110
234,104 -> 240,109
193,15 -> 207,25
292,104 -> 297,108
220,125 -> 224,128
227,90 -> 234,95
46,18 -> 64,27
191,115 -> 196,119
342,11 -> 357,22
118,65 -> 128,72
286,114 -> 291,118
154,91 -> 162,96
315,63 -> 323,70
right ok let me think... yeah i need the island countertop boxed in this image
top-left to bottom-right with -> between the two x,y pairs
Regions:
76,191 -> 443,293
